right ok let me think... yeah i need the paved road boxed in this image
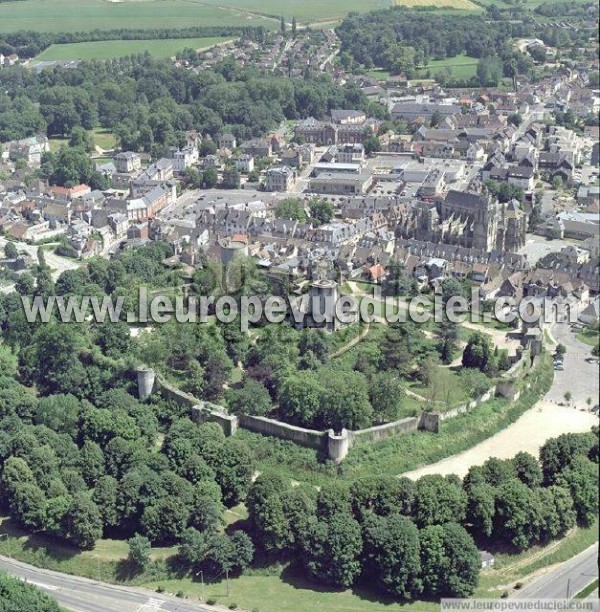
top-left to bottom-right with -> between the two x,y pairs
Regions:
512,543 -> 599,600
0,556 -> 211,612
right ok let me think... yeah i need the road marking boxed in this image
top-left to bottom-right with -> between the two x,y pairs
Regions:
136,598 -> 164,611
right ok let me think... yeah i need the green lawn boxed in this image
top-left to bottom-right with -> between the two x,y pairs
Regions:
365,69 -> 393,81
0,0 -> 275,33
49,128 -> 116,152
576,327 -> 599,348
35,37 -> 231,61
416,53 -> 479,79
90,127 -> 117,150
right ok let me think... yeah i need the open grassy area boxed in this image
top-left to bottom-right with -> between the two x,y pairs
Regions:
0,515 -> 177,582
416,53 -> 479,79
0,0 -> 276,34
49,128 -> 116,153
35,37 -> 232,61
142,570 -> 439,612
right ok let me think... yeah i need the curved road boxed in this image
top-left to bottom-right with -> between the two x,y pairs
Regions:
0,556 -> 211,612
511,543 -> 599,600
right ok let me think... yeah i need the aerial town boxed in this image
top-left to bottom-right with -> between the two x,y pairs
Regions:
0,2 -> 598,611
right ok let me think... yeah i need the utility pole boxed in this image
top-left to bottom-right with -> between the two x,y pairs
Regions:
200,570 -> 205,603
226,569 -> 229,597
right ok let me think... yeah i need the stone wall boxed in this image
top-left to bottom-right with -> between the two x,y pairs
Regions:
136,350 -> 538,463
239,414 -> 329,451
349,416 -> 420,446
191,403 -> 238,436
154,373 -> 200,408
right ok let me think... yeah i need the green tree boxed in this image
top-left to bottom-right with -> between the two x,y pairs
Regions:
226,378 -> 272,417
513,451 -> 543,488
15,272 -> 35,296
556,456 -> 599,526
302,513 -> 363,588
493,479 -> 541,550
68,126 -> 95,152
128,533 -> 152,571
222,166 -> 241,189
363,513 -> 422,598
308,198 -> 333,225
413,475 -> 467,528
363,134 -> 380,154
62,493 -> 103,549
0,572 -> 61,611
246,473 -> 293,553
466,483 -> 495,538
202,166 -> 218,188
369,372 -> 406,422
420,522 -> 480,598
141,497 -> 190,545
275,197 -> 307,222
3,241 -> 18,259
319,370 -> 373,431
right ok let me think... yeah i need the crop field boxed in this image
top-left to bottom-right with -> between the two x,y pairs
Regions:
416,53 -> 480,79
0,0 -> 276,34
197,0 -> 389,24
393,0 -> 480,10
34,37 -> 231,61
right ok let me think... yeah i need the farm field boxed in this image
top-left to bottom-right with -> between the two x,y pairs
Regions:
34,37 -> 231,61
202,0 -> 388,24
416,53 -> 480,79
393,0 -> 480,10
0,0 -> 276,34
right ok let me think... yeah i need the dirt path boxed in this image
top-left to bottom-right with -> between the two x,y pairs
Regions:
402,401 -> 598,480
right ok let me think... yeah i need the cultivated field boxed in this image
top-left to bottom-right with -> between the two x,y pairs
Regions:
34,37 -> 231,61
191,0 -> 388,24
393,0 -> 480,10
0,0 -> 275,33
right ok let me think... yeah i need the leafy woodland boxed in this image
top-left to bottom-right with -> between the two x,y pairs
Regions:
0,54 -> 377,153
0,241 -> 597,601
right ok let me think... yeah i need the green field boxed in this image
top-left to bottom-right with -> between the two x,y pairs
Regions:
0,0 -> 388,34
394,0 -> 479,9
49,127 -> 117,152
35,37 -> 231,61
203,0 -> 388,24
416,53 -> 479,79
0,0 -> 275,33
